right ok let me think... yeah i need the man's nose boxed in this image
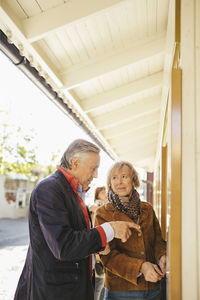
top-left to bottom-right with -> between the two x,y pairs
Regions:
93,169 -> 98,178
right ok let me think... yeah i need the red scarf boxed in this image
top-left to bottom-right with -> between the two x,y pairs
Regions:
57,166 -> 93,279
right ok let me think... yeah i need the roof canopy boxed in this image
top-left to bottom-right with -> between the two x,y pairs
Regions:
0,0 -> 175,171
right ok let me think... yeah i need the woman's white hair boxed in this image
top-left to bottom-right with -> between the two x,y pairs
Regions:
60,139 -> 100,169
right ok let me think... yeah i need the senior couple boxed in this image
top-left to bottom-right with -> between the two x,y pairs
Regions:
14,139 -> 166,300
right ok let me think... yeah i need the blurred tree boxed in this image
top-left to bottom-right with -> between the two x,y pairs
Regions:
0,111 -> 39,179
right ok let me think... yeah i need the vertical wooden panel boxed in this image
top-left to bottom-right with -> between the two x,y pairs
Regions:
161,145 -> 167,240
147,172 -> 153,204
169,67 -> 182,300
153,163 -> 161,222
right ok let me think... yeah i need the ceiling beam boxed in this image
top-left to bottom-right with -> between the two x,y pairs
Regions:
116,139 -> 157,156
119,144 -> 156,161
61,35 -> 165,89
133,156 -> 155,171
82,72 -> 163,113
93,95 -> 161,130
23,0 -> 123,42
108,125 -> 159,147
101,110 -> 160,139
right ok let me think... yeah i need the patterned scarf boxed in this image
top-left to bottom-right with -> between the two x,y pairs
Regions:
108,188 -> 141,222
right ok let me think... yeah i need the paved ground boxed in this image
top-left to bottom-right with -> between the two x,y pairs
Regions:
0,218 -> 29,300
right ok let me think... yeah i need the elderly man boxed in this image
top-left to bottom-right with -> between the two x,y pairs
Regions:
14,139 -> 139,300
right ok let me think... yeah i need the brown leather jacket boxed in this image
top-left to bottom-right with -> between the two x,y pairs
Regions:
95,201 -> 166,291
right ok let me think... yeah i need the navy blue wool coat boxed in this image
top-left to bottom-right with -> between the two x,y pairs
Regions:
14,170 -> 105,300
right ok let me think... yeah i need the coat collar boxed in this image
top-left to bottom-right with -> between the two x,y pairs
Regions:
104,202 -> 149,225
57,166 -> 79,192
57,166 -> 90,194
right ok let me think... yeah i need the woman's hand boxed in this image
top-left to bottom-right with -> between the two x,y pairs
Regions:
158,255 -> 166,275
140,262 -> 164,282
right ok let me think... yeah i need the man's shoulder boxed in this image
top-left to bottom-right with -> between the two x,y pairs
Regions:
35,170 -> 71,192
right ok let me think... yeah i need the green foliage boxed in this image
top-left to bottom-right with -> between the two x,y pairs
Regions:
0,116 -> 39,179
0,111 -> 61,181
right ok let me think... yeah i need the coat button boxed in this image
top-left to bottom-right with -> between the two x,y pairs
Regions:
141,251 -> 145,255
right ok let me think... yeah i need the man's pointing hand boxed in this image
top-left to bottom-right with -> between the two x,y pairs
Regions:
109,221 -> 140,243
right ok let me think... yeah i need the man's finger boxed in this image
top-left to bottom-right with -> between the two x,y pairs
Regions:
121,238 -> 127,243
126,222 -> 140,231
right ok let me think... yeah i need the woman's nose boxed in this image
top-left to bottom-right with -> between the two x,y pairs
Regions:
117,177 -> 122,184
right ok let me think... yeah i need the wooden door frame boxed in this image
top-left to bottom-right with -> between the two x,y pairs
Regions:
169,61 -> 182,300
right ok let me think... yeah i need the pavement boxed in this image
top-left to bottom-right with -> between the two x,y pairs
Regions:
0,218 -> 29,300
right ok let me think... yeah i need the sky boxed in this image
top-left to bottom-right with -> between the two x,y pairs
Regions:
0,51 -> 114,203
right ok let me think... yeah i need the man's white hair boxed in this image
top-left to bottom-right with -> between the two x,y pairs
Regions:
60,139 -> 100,169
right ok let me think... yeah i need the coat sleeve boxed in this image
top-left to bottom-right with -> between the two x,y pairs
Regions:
32,179 -> 105,261
95,207 -> 144,286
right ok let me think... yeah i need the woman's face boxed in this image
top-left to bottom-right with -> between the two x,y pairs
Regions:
110,165 -> 133,197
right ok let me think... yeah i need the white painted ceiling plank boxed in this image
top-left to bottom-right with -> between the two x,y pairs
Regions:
135,0 -> 148,38
33,39 -> 63,71
61,36 -> 166,89
101,110 -> 160,139
54,31 -> 75,68
117,143 -> 156,160
108,124 -> 159,146
89,86 -> 162,118
37,0 -> 64,12
75,21 -> 99,59
93,95 -> 161,130
115,141 -> 158,161
147,0 -> 157,36
5,0 -> 27,18
157,0 -> 170,32
65,25 -> 90,62
113,3 -> 129,48
95,14 -> 114,52
82,72 -> 163,113
23,0 -> 124,42
56,29 -> 82,65
14,0 -> 41,17
104,9 -> 123,50
129,156 -> 155,170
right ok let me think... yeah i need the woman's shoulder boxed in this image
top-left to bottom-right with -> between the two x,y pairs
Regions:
96,202 -> 115,215
140,201 -> 153,211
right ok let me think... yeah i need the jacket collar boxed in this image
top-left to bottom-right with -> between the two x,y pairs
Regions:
57,166 -> 79,193
104,202 -> 149,225
57,166 -> 90,196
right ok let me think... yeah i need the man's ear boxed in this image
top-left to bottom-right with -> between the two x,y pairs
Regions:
71,157 -> 80,170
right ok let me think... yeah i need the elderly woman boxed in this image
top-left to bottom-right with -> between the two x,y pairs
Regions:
95,161 -> 166,300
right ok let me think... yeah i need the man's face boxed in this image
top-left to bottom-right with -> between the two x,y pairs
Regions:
73,152 -> 100,190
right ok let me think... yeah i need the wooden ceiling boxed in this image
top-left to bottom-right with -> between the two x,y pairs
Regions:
0,0 -> 174,171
